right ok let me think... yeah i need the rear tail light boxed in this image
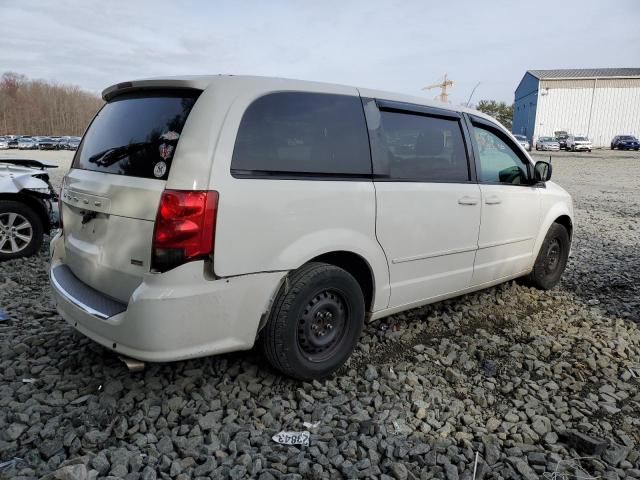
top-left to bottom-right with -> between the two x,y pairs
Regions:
152,190 -> 219,272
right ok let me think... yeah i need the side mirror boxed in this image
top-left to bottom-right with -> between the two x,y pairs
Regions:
534,161 -> 552,182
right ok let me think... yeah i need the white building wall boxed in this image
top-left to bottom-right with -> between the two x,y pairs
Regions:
533,78 -> 640,147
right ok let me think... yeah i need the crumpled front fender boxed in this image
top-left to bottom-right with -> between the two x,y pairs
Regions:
0,172 -> 50,194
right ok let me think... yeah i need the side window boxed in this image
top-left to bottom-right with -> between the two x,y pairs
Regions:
370,109 -> 470,182
472,125 -> 530,185
231,92 -> 371,176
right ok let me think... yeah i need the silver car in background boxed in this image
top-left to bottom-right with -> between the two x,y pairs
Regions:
513,134 -> 531,151
536,136 -> 560,151
18,137 -> 38,150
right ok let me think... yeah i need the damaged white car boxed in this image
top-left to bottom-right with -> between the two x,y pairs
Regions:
0,158 -> 59,260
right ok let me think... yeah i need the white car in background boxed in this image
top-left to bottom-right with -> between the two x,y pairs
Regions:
513,134 -> 531,151
50,75 -> 574,380
566,135 -> 592,152
0,158 -> 59,260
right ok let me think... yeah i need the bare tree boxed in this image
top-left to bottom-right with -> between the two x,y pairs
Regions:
0,72 -> 103,136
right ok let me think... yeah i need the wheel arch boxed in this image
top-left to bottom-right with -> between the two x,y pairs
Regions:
309,250 -> 376,313
532,205 -> 574,269
0,193 -> 50,231
553,214 -> 573,241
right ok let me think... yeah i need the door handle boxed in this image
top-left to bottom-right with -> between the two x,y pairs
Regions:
458,196 -> 479,205
485,195 -> 502,205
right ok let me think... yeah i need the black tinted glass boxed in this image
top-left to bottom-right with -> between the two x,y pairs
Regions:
373,110 -> 469,182
232,92 -> 371,176
74,91 -> 199,180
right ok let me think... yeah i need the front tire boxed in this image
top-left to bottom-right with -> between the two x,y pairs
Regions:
525,223 -> 570,290
260,262 -> 365,380
0,200 -> 44,260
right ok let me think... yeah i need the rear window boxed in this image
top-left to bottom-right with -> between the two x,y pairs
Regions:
73,91 -> 200,180
231,92 -> 371,177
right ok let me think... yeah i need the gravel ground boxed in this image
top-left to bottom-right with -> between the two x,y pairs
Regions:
1,149 -> 639,480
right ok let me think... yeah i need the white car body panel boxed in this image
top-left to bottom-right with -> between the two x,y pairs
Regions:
61,170 -> 165,302
566,135 -> 592,151
375,182 -> 481,308
50,234 -> 286,361
472,184 -> 541,285
0,163 -> 52,193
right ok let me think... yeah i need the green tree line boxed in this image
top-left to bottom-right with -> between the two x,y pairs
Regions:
475,100 -> 513,130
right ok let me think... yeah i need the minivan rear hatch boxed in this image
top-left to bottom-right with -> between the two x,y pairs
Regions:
61,90 -> 200,303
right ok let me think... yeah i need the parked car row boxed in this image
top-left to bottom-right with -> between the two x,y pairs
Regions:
0,135 -> 81,151
517,131 -> 639,153
534,132 -> 593,151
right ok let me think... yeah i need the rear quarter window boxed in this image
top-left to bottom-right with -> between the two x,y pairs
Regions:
73,90 -> 200,180
231,92 -> 371,178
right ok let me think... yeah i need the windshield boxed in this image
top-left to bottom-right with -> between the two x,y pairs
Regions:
73,90 -> 200,180
620,136 -> 637,141
540,137 -> 554,142
575,137 -> 587,141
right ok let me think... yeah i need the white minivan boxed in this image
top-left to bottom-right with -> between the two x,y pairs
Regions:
50,75 -> 573,380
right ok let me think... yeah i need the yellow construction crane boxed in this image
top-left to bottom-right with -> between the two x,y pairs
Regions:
423,74 -> 454,103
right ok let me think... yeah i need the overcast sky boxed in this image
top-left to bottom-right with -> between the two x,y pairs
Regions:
1,0 -> 638,104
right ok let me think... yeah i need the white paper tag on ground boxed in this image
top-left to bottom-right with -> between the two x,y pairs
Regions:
272,430 -> 310,446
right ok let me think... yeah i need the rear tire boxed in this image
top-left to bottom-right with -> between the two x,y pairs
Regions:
260,262 -> 365,380
0,200 -> 44,261
525,223 -> 570,290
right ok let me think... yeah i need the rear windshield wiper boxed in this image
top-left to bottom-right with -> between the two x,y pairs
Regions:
88,142 -> 148,168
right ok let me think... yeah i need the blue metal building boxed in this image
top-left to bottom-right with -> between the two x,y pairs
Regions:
513,68 -> 640,147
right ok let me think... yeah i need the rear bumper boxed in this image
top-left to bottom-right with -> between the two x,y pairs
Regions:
49,232 -> 286,362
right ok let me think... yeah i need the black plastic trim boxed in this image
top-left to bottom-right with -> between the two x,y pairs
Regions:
375,99 -> 461,120
230,169 -> 375,181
